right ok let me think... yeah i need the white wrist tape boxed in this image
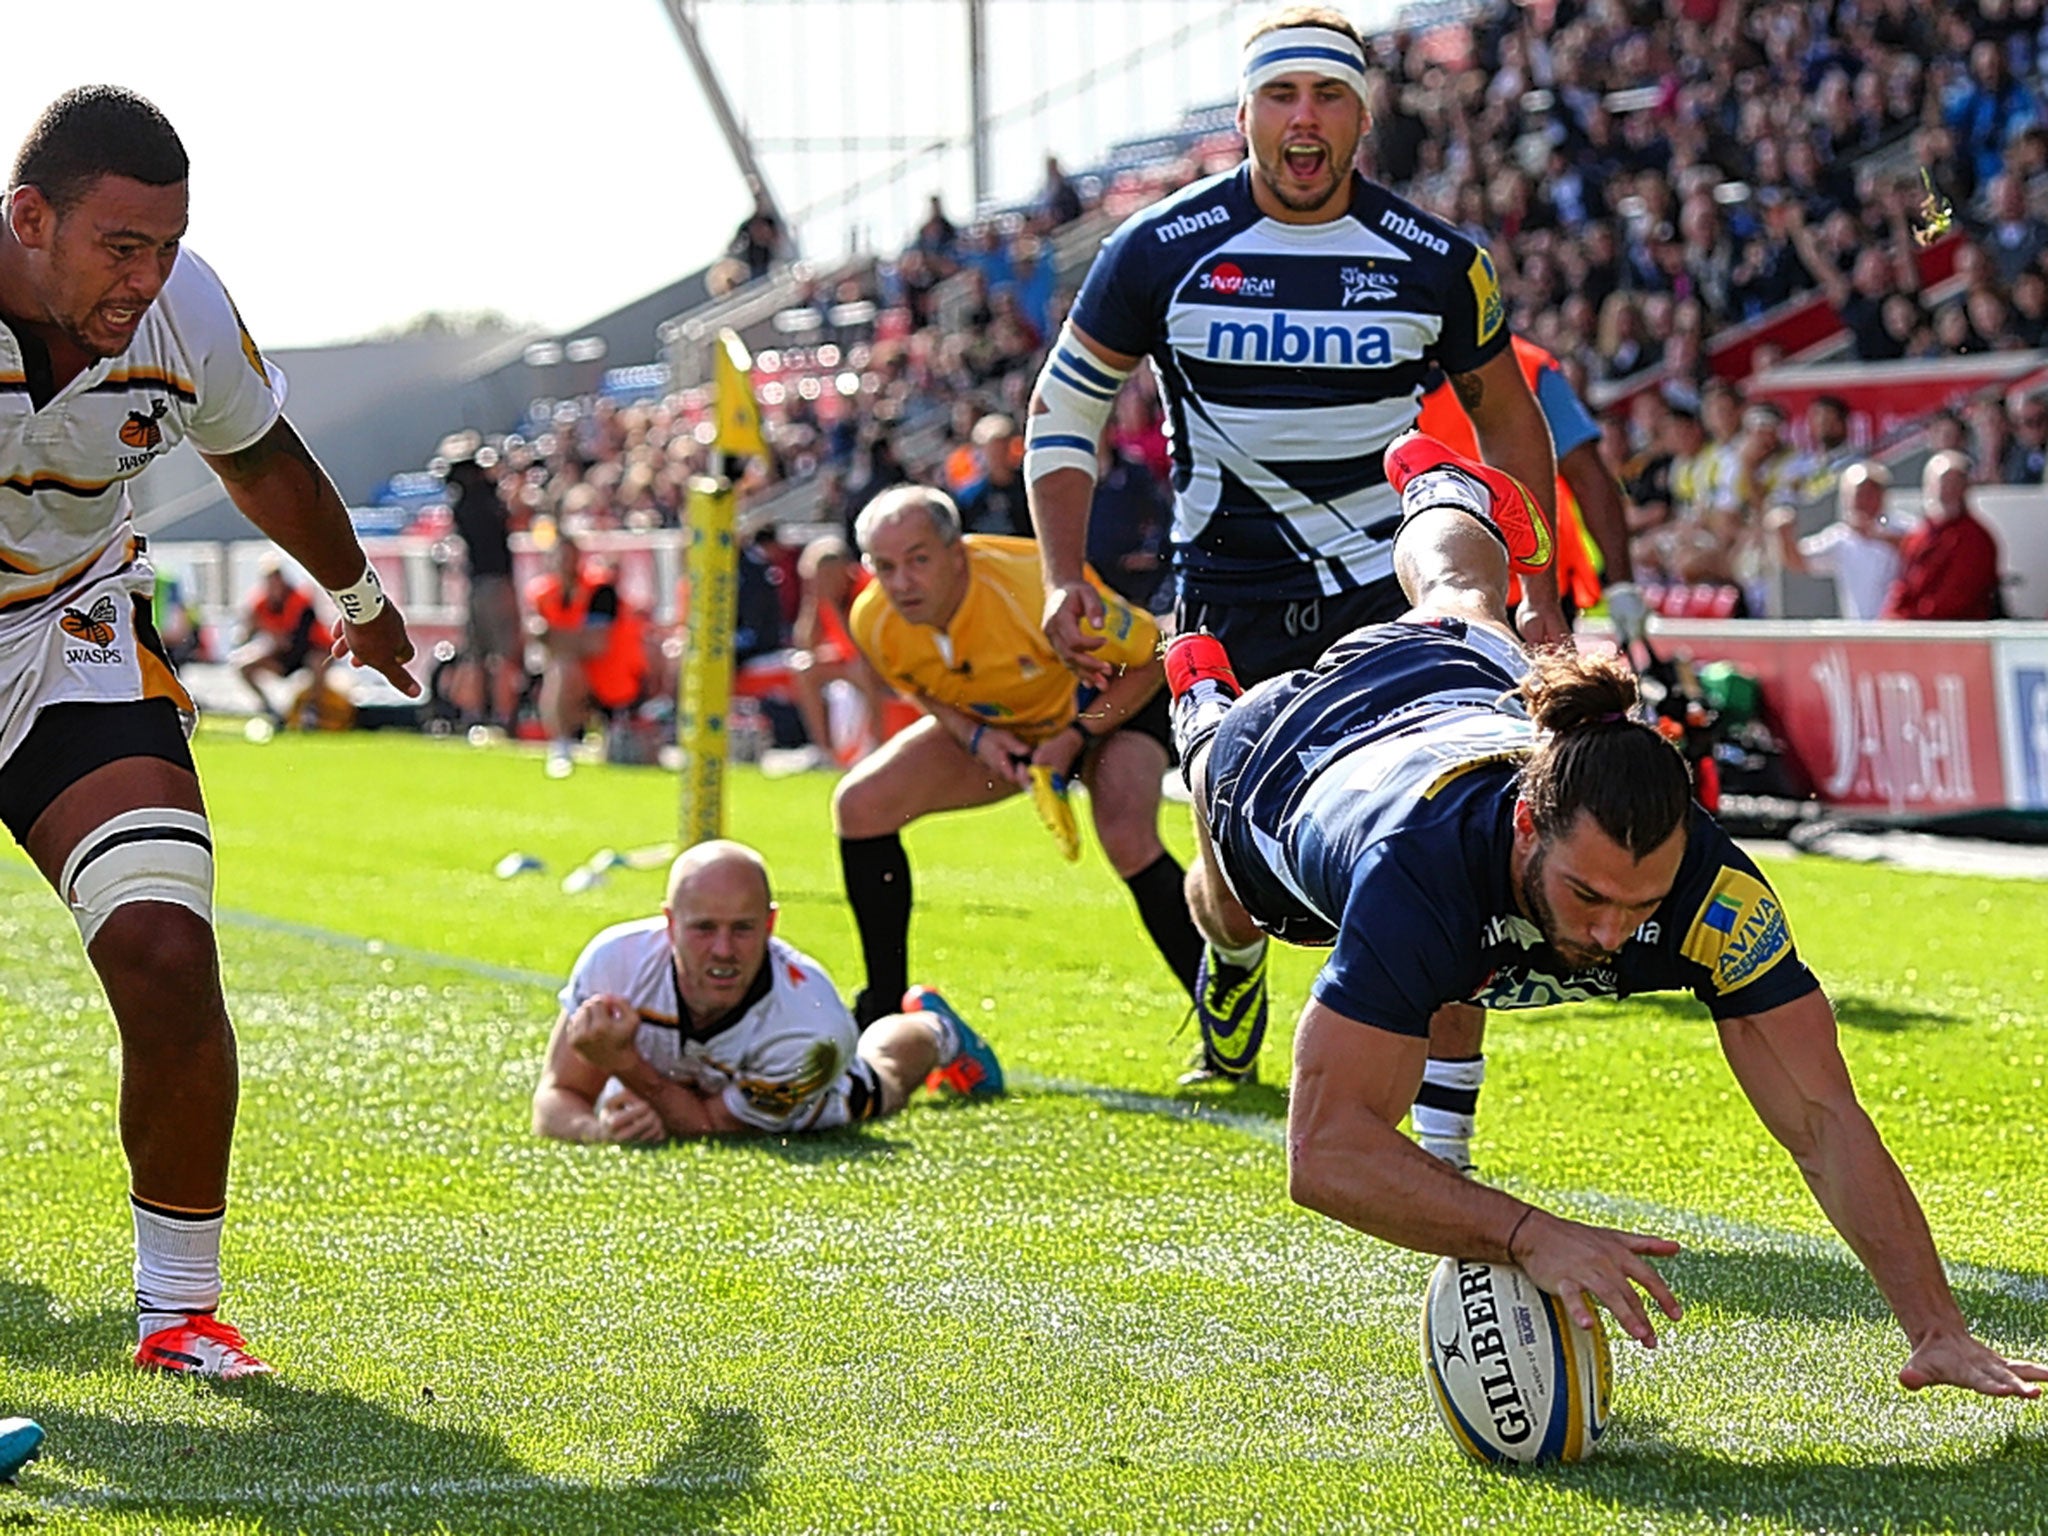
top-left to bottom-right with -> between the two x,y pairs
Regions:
1024,327 -> 1134,487
329,561 -> 386,624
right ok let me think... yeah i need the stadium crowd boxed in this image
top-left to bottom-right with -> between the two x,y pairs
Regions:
364,0 -> 2048,756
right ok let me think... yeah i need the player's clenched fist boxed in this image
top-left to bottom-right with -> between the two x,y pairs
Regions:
566,995 -> 640,1076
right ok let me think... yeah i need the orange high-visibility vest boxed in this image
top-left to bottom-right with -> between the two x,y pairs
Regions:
1414,336 -> 1602,611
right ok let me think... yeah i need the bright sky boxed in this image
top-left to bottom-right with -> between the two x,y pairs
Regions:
10,1 -> 1405,352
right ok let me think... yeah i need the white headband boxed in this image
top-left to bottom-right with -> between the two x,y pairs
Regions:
1242,25 -> 1370,104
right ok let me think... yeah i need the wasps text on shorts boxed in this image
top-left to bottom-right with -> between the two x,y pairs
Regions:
60,595 -> 120,652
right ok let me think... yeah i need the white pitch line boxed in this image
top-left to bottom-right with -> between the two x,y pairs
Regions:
34,1467 -> 756,1512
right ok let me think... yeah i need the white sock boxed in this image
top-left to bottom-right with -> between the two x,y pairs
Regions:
133,1197 -> 225,1339
1169,684 -> 1237,769
1211,935 -> 1268,971
1400,466 -> 1489,521
1413,1054 -> 1486,1171
922,1009 -> 962,1065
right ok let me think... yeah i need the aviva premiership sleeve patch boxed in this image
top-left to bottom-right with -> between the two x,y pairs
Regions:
1680,868 -> 1794,996
1468,249 -> 1505,346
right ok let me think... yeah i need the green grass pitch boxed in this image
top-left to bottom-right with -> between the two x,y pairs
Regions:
1,728 -> 2043,1533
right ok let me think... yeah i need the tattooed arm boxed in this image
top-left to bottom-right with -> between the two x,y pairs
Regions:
202,418 -> 420,694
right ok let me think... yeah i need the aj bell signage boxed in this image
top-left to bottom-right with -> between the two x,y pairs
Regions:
1619,626 -> 2018,818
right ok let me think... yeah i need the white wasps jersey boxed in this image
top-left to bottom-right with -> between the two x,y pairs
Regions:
1069,165 -> 1508,604
0,246 -> 286,614
557,920 -> 861,1133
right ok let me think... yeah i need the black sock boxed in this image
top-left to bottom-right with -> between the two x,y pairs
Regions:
840,833 -> 912,1026
1123,852 -> 1203,1001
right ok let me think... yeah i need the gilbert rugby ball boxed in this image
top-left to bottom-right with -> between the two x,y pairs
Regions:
1420,1257 -> 1612,1465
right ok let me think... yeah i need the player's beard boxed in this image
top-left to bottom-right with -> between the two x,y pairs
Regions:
1255,132 -> 1357,216
1517,840 -> 1618,973
57,295 -> 146,361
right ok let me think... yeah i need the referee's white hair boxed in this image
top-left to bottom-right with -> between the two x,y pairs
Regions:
853,485 -> 962,554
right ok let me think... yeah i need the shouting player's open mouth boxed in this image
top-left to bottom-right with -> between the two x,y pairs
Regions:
87,301 -> 149,351
1281,139 -> 1329,187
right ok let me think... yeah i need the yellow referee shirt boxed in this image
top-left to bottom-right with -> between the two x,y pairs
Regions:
849,535 -> 1158,745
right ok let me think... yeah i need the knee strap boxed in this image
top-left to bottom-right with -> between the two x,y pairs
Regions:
58,808 -> 215,948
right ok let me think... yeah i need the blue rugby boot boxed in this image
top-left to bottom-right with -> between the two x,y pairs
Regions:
905,986 -> 1005,1098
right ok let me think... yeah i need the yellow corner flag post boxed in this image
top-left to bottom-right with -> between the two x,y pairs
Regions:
677,329 -> 767,847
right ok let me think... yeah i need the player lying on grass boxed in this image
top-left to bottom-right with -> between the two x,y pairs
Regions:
533,841 -> 1002,1142
1164,430 -> 2046,1397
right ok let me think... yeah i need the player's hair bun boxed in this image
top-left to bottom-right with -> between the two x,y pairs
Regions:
1519,649 -> 1639,735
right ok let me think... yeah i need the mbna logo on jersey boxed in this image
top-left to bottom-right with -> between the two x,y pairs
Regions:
1201,262 -> 1277,299
1204,312 -> 1395,366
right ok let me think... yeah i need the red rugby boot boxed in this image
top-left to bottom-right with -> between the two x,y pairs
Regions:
1383,430 -> 1553,575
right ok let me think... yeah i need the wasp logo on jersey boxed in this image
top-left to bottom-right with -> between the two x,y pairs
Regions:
119,400 -> 168,451
59,596 -> 124,664
1469,250 -> 1505,344
734,1037 -> 846,1115
1681,868 -> 1793,993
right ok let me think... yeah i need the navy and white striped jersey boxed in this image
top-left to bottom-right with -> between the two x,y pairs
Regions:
1070,165 -> 1509,604
1212,621 -> 1819,1037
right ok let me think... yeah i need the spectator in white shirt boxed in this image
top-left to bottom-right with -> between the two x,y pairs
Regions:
1766,461 -> 1904,620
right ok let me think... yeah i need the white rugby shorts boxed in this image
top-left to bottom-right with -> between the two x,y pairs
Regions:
0,544 -> 195,768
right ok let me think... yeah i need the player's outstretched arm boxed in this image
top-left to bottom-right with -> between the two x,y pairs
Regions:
201,418 -> 420,696
1717,987 -> 2046,1398
1028,323 -> 1142,685
1289,998 -> 1681,1347
1451,350 -> 1567,647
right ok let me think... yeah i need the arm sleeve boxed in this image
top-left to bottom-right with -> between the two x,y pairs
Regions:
1067,217 -> 1165,359
176,253 -> 289,456
847,588 -> 896,681
1796,524 -> 1845,575
556,931 -> 617,1014
1313,845 -> 1478,1037
1431,237 -> 1512,377
1533,358 -> 1602,457
1672,830 -> 1820,1020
